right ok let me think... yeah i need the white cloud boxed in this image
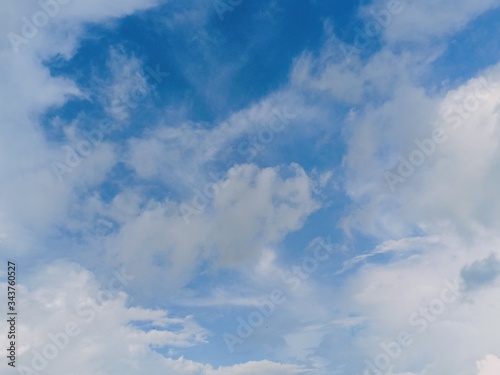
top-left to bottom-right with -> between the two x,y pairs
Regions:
317,232 -> 500,374
125,85 -> 324,193
0,1 -> 169,256
2,0 -> 163,57
102,163 -> 319,298
0,262 -> 308,375
477,355 -> 500,375
340,65 -> 500,239
206,360 -> 307,375
276,8 -> 500,369
361,0 -> 500,44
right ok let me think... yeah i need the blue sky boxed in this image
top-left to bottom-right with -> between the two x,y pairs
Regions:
2,1 -> 500,374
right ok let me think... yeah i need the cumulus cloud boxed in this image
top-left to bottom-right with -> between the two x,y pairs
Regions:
102,163 -> 319,298
477,355 -> 500,375
333,53 -> 500,239
277,4 -> 500,370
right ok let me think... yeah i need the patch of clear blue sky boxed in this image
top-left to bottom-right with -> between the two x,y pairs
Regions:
43,0 -> 361,127
427,6 -> 500,91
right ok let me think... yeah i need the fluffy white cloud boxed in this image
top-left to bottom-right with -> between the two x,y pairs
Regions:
338,63 -> 500,239
102,163 -> 319,298
279,3 -> 500,371
0,0 -> 169,256
477,355 -> 500,375
288,16 -> 500,239
0,262 -> 307,375
315,231 -> 500,374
